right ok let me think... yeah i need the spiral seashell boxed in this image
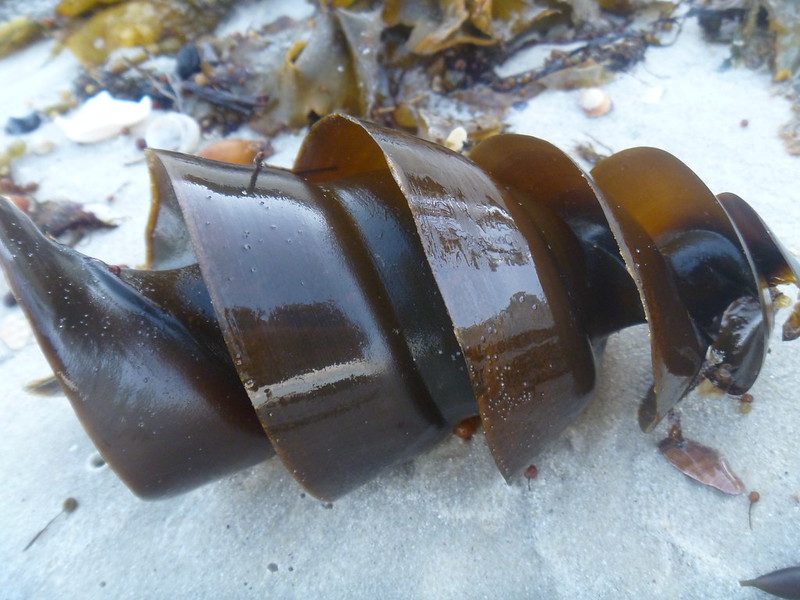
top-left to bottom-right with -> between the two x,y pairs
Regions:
143,112 -> 201,154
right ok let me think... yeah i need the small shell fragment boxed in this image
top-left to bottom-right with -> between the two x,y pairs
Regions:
578,87 -> 612,117
55,91 -> 152,144
144,113 -> 201,154
197,139 -> 265,166
658,437 -> 746,495
444,126 -> 468,152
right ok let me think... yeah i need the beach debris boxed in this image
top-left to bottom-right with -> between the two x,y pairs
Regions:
175,43 -> 202,80
62,0 -> 235,67
25,375 -> 65,397
574,139 -> 612,166
0,141 -> 26,177
23,498 -> 78,552
5,113 -> 42,136
31,200 -> 117,243
144,113 -> 201,153
578,87 -> 612,117
780,120 -> 800,156
0,16 -> 45,58
444,126 -> 468,151
55,91 -> 151,143
700,0 -> 800,152
739,391 -> 754,414
740,565 -> 800,599
783,301 -> 800,340
747,490 -> 760,529
0,177 -> 37,212
197,138 -> 269,165
524,465 -> 538,490
56,0 -> 125,18
658,421 -> 746,495
58,1 -> 682,140
453,415 -> 482,440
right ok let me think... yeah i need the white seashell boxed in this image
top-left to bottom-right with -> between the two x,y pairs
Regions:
55,91 -> 152,144
578,87 -> 612,118
444,126 -> 468,152
144,113 -> 202,154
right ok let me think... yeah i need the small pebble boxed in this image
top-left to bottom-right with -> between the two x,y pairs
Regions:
5,113 -> 41,135
176,44 -> 202,80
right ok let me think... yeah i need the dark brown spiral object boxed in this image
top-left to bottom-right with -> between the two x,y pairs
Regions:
0,114 -> 797,500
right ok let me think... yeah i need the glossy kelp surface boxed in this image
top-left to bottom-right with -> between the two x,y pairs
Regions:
0,114 -> 796,500
0,201 -> 272,498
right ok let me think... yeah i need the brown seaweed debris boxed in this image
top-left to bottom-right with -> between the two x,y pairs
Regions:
658,422 -> 746,495
31,200 -> 116,244
74,2 -> 681,138
61,0 -> 236,67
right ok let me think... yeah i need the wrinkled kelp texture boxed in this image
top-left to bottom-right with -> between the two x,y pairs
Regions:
0,114 -> 798,501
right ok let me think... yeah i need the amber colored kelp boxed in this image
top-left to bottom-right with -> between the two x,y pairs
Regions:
0,114 -> 798,500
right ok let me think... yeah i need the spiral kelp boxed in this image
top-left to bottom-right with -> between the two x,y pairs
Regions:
0,114 -> 798,501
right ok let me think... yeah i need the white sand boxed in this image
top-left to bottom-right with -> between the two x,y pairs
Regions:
0,5 -> 798,599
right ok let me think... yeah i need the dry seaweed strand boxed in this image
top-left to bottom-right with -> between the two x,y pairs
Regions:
23,498 -> 78,552
55,1 -> 684,139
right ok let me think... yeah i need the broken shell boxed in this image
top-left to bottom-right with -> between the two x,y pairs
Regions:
144,113 -> 201,154
55,92 -> 152,144
578,87 -> 612,117
444,126 -> 468,152
196,138 -> 265,165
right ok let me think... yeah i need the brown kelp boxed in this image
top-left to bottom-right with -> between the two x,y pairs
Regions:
0,114 -> 797,500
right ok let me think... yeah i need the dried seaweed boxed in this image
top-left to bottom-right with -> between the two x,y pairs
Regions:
53,1 -> 681,140
31,200 -> 117,243
63,0 -> 235,67
0,16 -> 45,58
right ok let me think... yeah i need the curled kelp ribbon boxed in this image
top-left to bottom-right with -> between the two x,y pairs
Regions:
0,114 -> 798,500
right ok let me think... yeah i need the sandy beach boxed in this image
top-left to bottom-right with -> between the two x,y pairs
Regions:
0,2 -> 798,599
